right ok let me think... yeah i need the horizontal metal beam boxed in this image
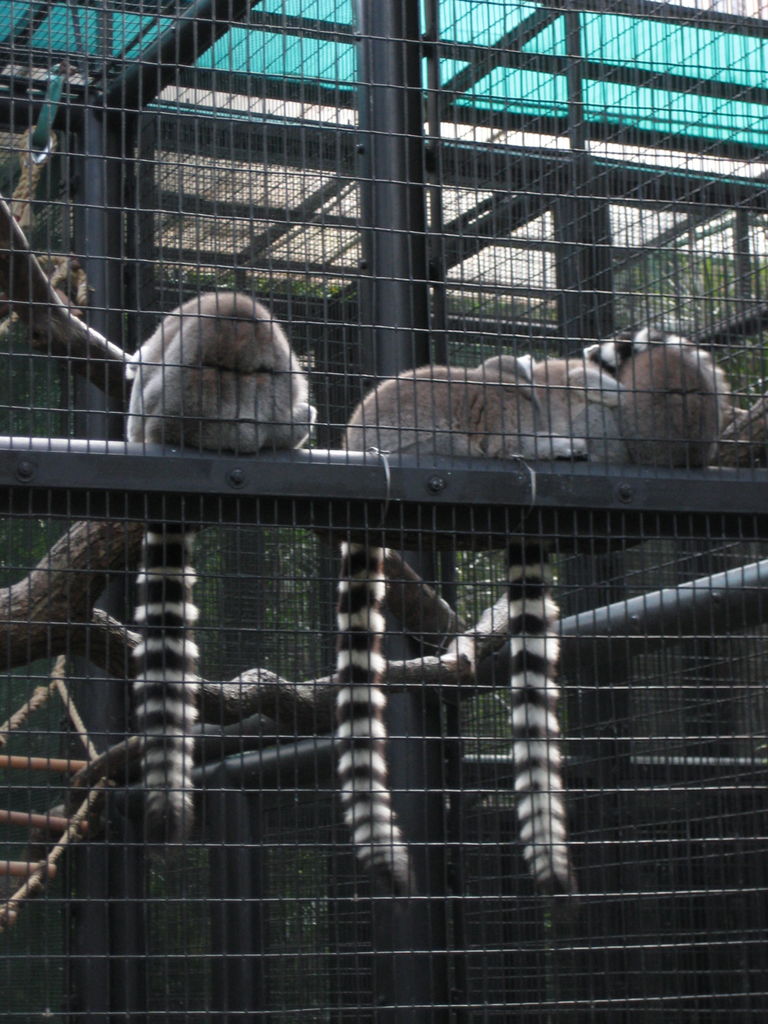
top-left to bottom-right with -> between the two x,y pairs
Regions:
471,555 -> 768,692
547,0 -> 768,40
0,438 -> 766,547
198,558 -> 768,785
194,736 -> 334,788
150,108 -> 768,211
560,555 -> 768,679
439,41 -> 768,111
105,0 -> 260,112
193,733 -> 768,791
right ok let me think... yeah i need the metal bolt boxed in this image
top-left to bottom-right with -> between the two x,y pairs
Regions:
617,483 -> 633,503
228,468 -> 245,488
427,474 -> 447,494
15,460 -> 35,482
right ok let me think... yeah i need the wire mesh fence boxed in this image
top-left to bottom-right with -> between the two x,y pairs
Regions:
1,1 -> 768,1021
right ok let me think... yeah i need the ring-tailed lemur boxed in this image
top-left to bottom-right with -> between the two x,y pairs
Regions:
531,327 -> 730,467
126,292 -> 315,844
338,357 -> 582,895
336,329 -> 729,895
588,327 -> 730,467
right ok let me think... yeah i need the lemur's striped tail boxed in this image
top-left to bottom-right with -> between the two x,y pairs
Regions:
335,542 -> 413,894
133,524 -> 200,844
507,544 -> 576,894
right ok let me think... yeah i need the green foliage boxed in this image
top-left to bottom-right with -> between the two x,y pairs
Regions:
194,525 -> 331,685
0,321 -> 66,438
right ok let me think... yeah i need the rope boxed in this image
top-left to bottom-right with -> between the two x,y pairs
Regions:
0,781 -> 106,933
48,256 -> 89,311
0,683 -> 55,748
0,127 -> 88,342
10,126 -> 58,231
0,656 -> 109,932
51,656 -> 99,762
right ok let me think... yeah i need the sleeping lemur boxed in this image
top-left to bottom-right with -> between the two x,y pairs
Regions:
589,327 -> 730,467
531,327 -> 730,467
336,328 -> 729,896
126,292 -> 315,844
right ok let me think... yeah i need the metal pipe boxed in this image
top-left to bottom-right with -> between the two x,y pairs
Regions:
105,0 -> 259,112
560,556 -> 768,679
355,0 -> 430,376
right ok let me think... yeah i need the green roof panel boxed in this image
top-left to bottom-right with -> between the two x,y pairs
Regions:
198,26 -> 355,87
579,12 -> 768,91
0,1 -> 767,153
456,65 -> 569,120
584,78 -> 768,148
438,0 -> 545,48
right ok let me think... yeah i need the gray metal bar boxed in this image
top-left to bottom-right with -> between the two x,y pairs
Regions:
437,6 -> 562,116
68,100 -> 148,1023
105,0 -> 261,112
435,41 -> 768,112
194,556 -> 768,781
355,5 -> 448,1019
1,440 -> 768,525
547,0 -> 768,39
144,108 -> 768,211
195,736 -> 335,786
355,0 -> 430,375
560,556 -> 768,679
206,777 -> 264,1018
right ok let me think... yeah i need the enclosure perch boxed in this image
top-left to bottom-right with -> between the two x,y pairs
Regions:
0,782 -> 106,933
0,754 -> 88,773
0,808 -> 88,834
0,860 -> 58,879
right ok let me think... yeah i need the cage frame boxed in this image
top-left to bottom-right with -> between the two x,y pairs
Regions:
0,1 -> 768,1021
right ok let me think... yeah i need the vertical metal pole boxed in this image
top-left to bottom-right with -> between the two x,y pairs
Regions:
372,620 -> 450,1024
535,6 -> 614,1008
355,0 -> 430,375
354,4 -> 450,1020
207,781 -> 264,1019
553,6 -> 613,347
67,104 -> 147,1022
423,0 -> 448,366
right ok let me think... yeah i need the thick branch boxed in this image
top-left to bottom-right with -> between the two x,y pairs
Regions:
383,549 -> 466,649
88,610 -> 475,733
201,650 -> 476,732
0,519 -> 144,670
0,197 -> 127,405
1,522 -> 458,674
0,516 -> 472,731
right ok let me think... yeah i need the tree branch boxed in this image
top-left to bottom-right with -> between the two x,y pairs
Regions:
0,196 -> 128,405
0,519 -> 144,671
0,518 -> 475,737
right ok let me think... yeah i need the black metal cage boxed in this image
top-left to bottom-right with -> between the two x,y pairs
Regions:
1,1 -> 768,1021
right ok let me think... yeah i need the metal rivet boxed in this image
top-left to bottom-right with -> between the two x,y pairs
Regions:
228,468 -> 245,488
16,460 -> 35,482
427,475 -> 447,494
617,483 -> 633,503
